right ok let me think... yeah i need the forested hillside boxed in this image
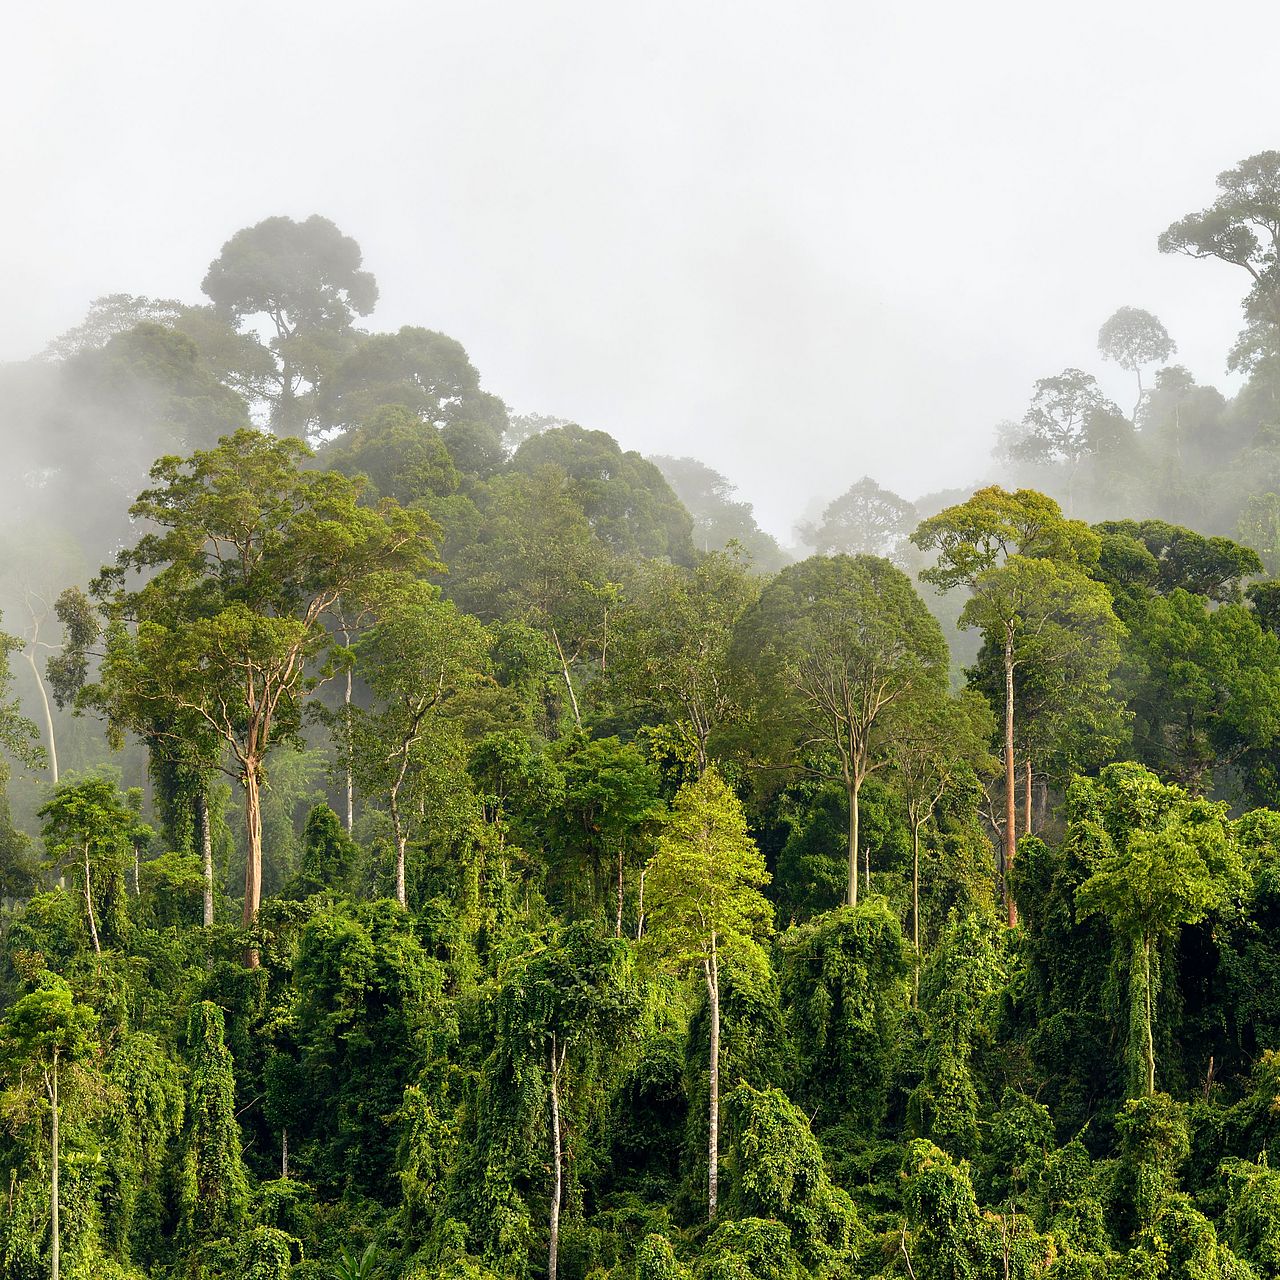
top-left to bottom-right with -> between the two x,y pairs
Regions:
6,154 -> 1280,1280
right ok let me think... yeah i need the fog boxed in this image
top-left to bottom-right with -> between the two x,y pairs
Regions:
3,1 -> 1279,537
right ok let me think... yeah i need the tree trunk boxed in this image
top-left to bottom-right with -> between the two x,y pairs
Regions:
282,1128 -> 289,1179
242,761 -> 263,968
550,626 -> 582,729
1003,634 -> 1018,928
49,1056 -> 60,1280
198,788 -> 214,928
636,865 -> 647,941
24,650 -> 58,785
344,656 -> 355,835
615,847 -> 624,938
911,820 -> 921,1004
706,938 -> 720,1221
83,843 -> 101,955
1142,935 -> 1156,1096
1024,758 -> 1033,837
847,774 -> 861,909
549,1036 -> 565,1280
390,783 -> 408,909
864,843 -> 871,893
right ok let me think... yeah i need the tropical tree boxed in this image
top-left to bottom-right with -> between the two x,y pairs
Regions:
201,214 -> 379,436
350,574 -> 490,907
642,767 -> 772,1219
38,777 -> 149,955
886,690 -> 994,990
1006,369 -> 1123,513
89,429 -> 436,964
1074,764 -> 1243,1096
1159,151 -> 1280,375
0,974 -> 97,1280
733,554 -> 947,907
913,487 -> 1109,924
615,549 -> 759,774
1097,307 -> 1177,422
799,476 -> 917,563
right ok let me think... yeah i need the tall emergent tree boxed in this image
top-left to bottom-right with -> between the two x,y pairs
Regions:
1097,307 -> 1177,423
90,429 -> 436,964
202,214 -> 378,436
1159,151 -> 1280,376
733,554 -> 947,908
1007,369 -> 1123,513
799,476 -> 918,564
913,487 -> 1114,924
643,768 -> 772,1221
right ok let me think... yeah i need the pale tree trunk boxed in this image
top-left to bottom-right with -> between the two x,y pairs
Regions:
911,821 -> 921,1004
48,1056 -> 60,1280
282,1128 -> 289,1179
343,626 -> 355,835
1142,935 -> 1156,1096
390,782 -> 408,909
1024,759 -> 1033,837
846,774 -> 861,908
198,788 -> 214,928
83,843 -> 101,956
615,847 -> 624,938
548,1035 -> 567,1280
864,844 -> 871,893
549,626 -> 582,729
705,936 -> 720,1221
132,844 -> 140,896
23,650 -> 58,785
636,866 -> 647,941
243,761 -> 264,968
1003,632 -> 1018,928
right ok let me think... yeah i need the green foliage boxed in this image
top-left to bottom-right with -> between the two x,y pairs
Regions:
725,1083 -> 863,1269
779,901 -> 909,1135
177,1001 -> 248,1244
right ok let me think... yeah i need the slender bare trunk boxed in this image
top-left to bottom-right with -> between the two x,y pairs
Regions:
706,937 -> 720,1221
1024,759 -> 1033,836
49,1056 -> 59,1280
847,774 -> 861,908
198,788 -> 214,928
24,650 -> 58,785
911,821 -> 921,1004
615,847 -> 624,938
390,783 -> 407,909
83,842 -> 101,955
549,1035 -> 565,1280
1143,935 -> 1156,1096
282,1128 -> 289,1179
636,865 -> 647,941
1003,633 -> 1018,928
344,652 -> 355,835
549,626 -> 581,729
243,761 -> 263,968
864,843 -> 870,893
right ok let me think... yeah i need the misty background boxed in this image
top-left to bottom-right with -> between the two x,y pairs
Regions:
6,1 -> 1279,540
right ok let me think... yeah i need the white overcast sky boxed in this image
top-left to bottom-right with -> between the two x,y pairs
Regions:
4,1 -> 1279,538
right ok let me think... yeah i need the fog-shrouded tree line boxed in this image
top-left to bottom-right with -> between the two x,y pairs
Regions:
9,154 -> 1280,1279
